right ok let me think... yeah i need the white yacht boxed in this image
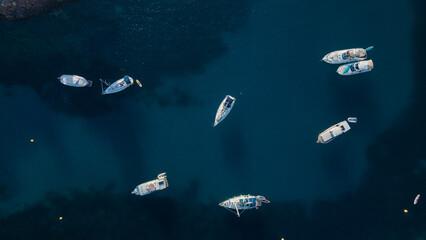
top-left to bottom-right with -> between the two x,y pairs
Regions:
58,75 -> 92,87
219,194 -> 270,217
131,173 -> 169,196
337,60 -> 374,76
317,120 -> 351,144
214,95 -> 236,127
322,46 -> 373,64
100,75 -> 134,95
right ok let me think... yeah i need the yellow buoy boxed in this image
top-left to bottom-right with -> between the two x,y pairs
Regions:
59,216 -> 63,220
30,139 -> 34,143
403,209 -> 408,213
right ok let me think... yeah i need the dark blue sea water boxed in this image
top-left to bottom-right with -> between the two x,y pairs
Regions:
0,0 -> 426,239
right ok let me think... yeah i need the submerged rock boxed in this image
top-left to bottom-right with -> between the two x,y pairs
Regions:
0,0 -> 76,21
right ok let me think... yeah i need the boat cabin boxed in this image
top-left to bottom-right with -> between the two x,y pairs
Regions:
224,97 -> 234,108
119,76 -> 132,87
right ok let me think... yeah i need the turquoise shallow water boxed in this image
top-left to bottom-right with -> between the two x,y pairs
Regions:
0,0 -> 425,239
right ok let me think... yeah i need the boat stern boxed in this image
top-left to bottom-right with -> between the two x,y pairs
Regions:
157,172 -> 169,188
367,60 -> 374,70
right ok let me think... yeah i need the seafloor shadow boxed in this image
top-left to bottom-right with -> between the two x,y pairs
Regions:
1,0 -> 426,239
0,0 -> 252,117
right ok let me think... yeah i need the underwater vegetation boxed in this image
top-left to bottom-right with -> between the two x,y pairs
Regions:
0,0 -> 252,116
0,0 -> 77,20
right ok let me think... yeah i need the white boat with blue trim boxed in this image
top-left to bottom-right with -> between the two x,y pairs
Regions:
132,173 -> 169,196
322,46 -> 373,64
58,75 -> 92,87
337,60 -> 374,76
219,194 -> 270,217
100,75 -> 134,95
214,95 -> 236,127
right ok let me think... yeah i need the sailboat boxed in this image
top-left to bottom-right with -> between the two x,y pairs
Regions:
213,95 -> 236,127
100,75 -> 134,95
219,194 -> 270,217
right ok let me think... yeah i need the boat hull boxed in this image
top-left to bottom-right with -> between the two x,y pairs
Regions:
337,60 -> 374,76
317,120 -> 351,144
214,95 -> 236,126
322,48 -> 367,64
219,195 -> 270,217
59,75 -> 92,87
219,195 -> 269,210
132,172 -> 169,196
102,76 -> 134,95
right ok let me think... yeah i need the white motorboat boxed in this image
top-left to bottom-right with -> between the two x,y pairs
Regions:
213,95 -> 236,127
317,120 -> 351,144
58,75 -> 92,87
100,75 -> 134,95
322,46 -> 373,64
337,60 -> 374,76
219,194 -> 270,217
132,172 -> 169,196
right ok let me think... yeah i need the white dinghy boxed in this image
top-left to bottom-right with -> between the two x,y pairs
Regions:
219,194 -> 270,217
100,75 -> 134,95
337,60 -> 374,76
347,117 -> 357,123
58,75 -> 92,87
213,95 -> 236,127
132,172 -> 169,196
317,120 -> 352,144
322,46 -> 373,64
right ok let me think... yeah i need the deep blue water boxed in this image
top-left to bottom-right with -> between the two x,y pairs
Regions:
0,0 -> 426,239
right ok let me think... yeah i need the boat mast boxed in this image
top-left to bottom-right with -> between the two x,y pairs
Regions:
99,79 -> 109,94
234,202 -> 240,217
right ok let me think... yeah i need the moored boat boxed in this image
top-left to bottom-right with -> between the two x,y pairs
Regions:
336,60 -> 374,76
214,95 -> 236,127
100,75 -> 134,95
347,117 -> 357,123
132,172 -> 169,196
317,120 -> 351,144
219,194 -> 270,217
58,75 -> 92,87
322,46 -> 373,64
135,79 -> 142,87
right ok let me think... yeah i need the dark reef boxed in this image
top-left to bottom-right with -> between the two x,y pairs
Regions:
0,0 -> 251,116
0,0 -> 77,21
